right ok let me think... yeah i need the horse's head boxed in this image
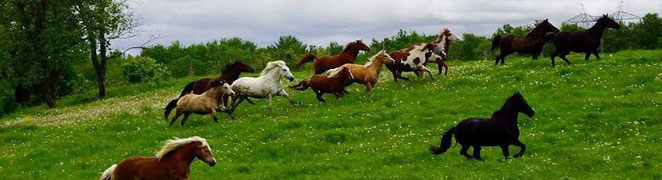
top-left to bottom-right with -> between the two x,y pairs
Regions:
264,61 -> 295,82
440,28 -> 460,42
210,80 -> 235,97
535,19 -> 560,33
366,50 -> 395,66
598,14 -> 620,29
353,39 -> 371,52
510,92 -> 535,117
191,138 -> 217,167
156,137 -> 216,167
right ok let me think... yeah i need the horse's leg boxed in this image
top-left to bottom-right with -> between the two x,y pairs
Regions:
500,144 -> 510,161
180,112 -> 192,126
460,145 -> 471,159
592,50 -> 600,59
559,51 -> 572,65
315,91 -> 325,102
210,108 -> 218,122
421,66 -> 434,81
443,62 -> 449,76
245,98 -> 256,105
365,82 -> 373,92
513,139 -> 526,158
584,52 -> 591,61
229,96 -> 246,113
494,53 -> 502,65
550,50 -> 558,67
472,145 -> 484,161
276,89 -> 296,106
169,111 -> 183,126
266,94 -> 272,109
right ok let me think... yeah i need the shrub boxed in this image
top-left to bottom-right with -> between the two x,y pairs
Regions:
121,57 -> 170,84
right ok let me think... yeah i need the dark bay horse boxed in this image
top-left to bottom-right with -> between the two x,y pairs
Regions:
289,66 -> 353,102
100,137 -> 216,180
296,40 -> 371,74
491,19 -> 559,65
550,15 -> 620,67
164,61 -> 254,120
430,92 -> 534,161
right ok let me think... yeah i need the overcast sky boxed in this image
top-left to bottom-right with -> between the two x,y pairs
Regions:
113,0 -> 661,54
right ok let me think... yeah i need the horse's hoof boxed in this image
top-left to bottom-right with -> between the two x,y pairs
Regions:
513,154 -> 523,158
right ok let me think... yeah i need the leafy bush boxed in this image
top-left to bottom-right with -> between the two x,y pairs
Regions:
121,57 -> 170,83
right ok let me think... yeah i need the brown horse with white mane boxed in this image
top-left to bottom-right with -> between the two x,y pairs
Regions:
491,19 -> 559,65
99,136 -> 216,180
297,40 -> 371,74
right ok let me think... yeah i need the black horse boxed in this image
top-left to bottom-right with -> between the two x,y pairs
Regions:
491,19 -> 559,65
550,15 -> 620,67
430,92 -> 534,161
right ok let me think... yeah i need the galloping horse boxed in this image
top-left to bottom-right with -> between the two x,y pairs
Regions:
385,43 -> 436,82
168,80 -> 235,126
289,66 -> 354,102
164,61 -> 254,120
100,136 -> 216,180
296,40 -> 371,74
429,28 -> 459,75
229,61 -> 296,113
332,50 -> 394,91
550,15 -> 620,67
491,19 -> 559,65
430,92 -> 534,161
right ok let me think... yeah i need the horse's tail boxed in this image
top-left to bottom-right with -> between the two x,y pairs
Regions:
288,80 -> 309,91
491,35 -> 502,51
296,53 -> 317,68
430,127 -> 455,155
163,99 -> 179,120
99,164 -> 117,180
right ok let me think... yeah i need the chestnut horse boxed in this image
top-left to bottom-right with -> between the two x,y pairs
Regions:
430,92 -> 534,161
100,136 -> 216,180
385,43 -> 436,82
491,19 -> 559,65
289,66 -> 354,102
164,61 -> 254,120
429,28 -> 459,75
296,40 -> 371,74
550,15 -> 620,67
331,50 -> 394,91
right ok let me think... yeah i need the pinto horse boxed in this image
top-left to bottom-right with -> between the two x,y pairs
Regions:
289,66 -> 354,102
100,136 -> 216,180
429,28 -> 460,75
386,43 -> 436,82
430,92 -> 534,161
296,40 -> 371,74
550,15 -> 620,67
491,19 -> 559,65
164,61 -> 254,120
332,50 -> 394,91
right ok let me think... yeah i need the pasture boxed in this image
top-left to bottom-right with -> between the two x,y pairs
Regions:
0,50 -> 661,179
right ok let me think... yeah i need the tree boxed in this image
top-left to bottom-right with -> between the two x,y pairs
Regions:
77,0 -> 133,98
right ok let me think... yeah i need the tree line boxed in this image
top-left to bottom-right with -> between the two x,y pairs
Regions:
0,1 -> 660,116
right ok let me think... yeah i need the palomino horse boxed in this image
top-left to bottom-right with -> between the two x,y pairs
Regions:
164,61 -> 254,120
550,15 -> 620,67
169,80 -> 235,126
385,43 -> 436,82
491,19 -> 559,65
229,60 -> 296,113
296,40 -> 371,74
331,50 -> 394,91
430,92 -> 534,161
100,136 -> 216,180
429,28 -> 460,75
289,66 -> 354,102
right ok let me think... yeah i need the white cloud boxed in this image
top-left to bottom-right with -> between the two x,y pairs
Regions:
113,0 -> 662,54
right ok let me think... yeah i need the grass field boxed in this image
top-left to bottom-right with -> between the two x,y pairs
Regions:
1,50 -> 661,179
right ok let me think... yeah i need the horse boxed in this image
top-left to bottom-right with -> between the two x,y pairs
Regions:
385,43 -> 436,82
168,80 -> 235,126
288,66 -> 354,102
491,19 -> 559,65
429,92 -> 534,161
296,39 -> 371,74
99,136 -> 216,180
330,50 -> 394,91
429,28 -> 460,75
229,60 -> 296,113
550,15 -> 620,67
164,61 -> 254,120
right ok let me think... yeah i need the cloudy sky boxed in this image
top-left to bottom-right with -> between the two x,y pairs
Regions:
113,0 -> 661,54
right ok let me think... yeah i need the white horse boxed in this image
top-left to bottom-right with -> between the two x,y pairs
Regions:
229,60 -> 296,112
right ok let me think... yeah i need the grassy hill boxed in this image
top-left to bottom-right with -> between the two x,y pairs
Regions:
1,50 -> 661,179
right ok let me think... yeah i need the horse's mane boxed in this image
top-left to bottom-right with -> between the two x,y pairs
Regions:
526,20 -> 550,38
491,94 -> 521,118
156,136 -> 209,159
221,61 -> 242,74
364,50 -> 388,67
261,60 -> 286,76
434,28 -> 451,43
341,41 -> 359,53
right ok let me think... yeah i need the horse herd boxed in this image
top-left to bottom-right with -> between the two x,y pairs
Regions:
99,16 -> 620,179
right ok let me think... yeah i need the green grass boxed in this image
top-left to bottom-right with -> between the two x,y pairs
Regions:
1,50 -> 661,179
